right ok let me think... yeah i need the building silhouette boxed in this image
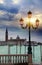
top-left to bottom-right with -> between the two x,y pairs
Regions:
5,28 -> 8,41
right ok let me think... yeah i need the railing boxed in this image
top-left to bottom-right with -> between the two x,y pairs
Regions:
0,54 -> 28,64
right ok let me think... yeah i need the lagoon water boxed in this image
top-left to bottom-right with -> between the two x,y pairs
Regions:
0,45 -> 41,64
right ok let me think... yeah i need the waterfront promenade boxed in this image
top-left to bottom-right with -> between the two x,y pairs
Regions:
0,54 -> 41,65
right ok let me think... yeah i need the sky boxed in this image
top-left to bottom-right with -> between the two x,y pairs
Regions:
0,0 -> 42,42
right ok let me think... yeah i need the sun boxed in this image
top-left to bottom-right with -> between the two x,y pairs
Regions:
13,0 -> 20,4
0,0 -> 4,4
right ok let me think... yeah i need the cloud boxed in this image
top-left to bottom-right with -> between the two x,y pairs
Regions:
0,28 -> 5,41
0,0 -> 20,22
19,0 -> 42,15
12,0 -> 20,4
32,0 -> 42,5
0,4 -> 19,14
0,12 -> 14,21
0,11 -> 20,28
37,28 -> 42,36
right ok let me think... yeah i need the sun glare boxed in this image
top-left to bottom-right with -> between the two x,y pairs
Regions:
30,17 -> 36,24
24,17 -> 36,26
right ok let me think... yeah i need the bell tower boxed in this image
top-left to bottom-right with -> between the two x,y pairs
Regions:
5,28 -> 8,41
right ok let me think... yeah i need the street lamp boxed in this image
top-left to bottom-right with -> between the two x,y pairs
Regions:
19,11 -> 39,65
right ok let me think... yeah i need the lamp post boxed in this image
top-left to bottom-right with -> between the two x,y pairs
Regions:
19,11 -> 39,65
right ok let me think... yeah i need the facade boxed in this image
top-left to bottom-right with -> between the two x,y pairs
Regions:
0,28 -> 42,64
